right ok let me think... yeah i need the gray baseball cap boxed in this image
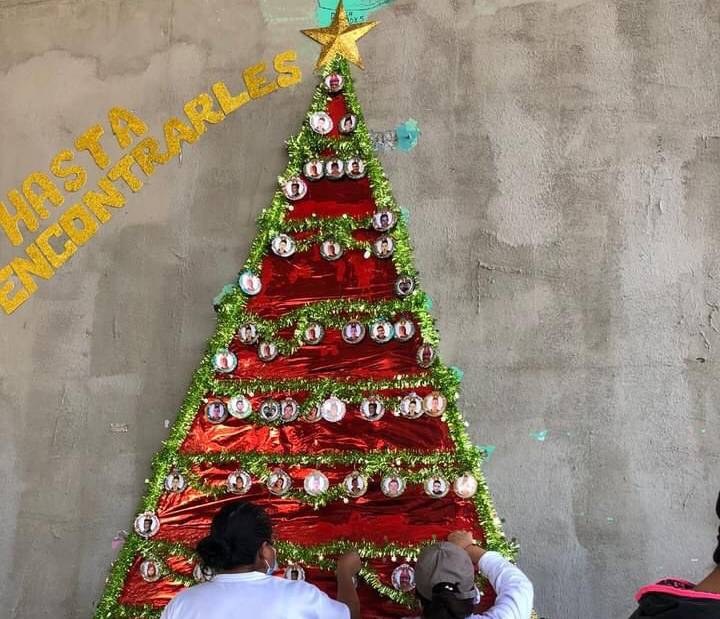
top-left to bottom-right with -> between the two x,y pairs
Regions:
414,542 -> 476,601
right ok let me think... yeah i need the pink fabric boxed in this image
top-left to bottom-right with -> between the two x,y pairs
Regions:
636,579 -> 720,602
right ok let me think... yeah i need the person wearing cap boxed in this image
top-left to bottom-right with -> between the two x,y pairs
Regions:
411,531 -> 533,619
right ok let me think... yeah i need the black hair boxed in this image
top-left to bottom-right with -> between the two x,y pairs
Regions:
419,583 -> 475,619
196,502 -> 272,571
714,491 -> 720,565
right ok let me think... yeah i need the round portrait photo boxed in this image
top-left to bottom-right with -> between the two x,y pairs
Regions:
205,399 -> 228,424
280,397 -> 300,423
325,159 -> 344,180
238,271 -> 262,296
271,234 -> 296,258
282,176 -> 308,201
284,565 -> 306,581
345,158 -> 366,179
309,111 -> 333,135
344,471 -> 369,498
424,475 -> 450,499
259,399 -> 281,422
453,472 -> 478,499
238,323 -> 258,345
395,276 -> 415,298
393,318 -> 415,342
423,391 -> 447,418
320,239 -> 343,261
267,468 -> 292,496
193,563 -> 215,583
258,341 -> 279,362
320,396 -> 346,423
400,393 -> 424,420
134,511 -> 160,539
380,474 -> 406,498
391,563 -> 416,592
359,396 -> 385,422
212,348 -> 237,373
369,320 -> 394,344
342,321 -> 366,344
227,469 -> 252,495
372,235 -> 394,259
302,403 -> 322,423
338,113 -> 357,134
164,471 -> 186,493
324,72 -> 344,93
303,159 -> 325,181
303,323 -> 324,345
228,395 -> 253,420
372,210 -> 396,232
140,560 -> 161,583
417,344 -> 436,368
304,470 -> 330,497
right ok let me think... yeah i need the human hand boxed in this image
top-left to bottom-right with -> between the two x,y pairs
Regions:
447,531 -> 474,549
336,549 -> 362,578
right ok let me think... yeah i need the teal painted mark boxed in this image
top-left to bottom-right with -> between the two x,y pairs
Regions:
213,283 -> 235,309
400,206 -> 410,223
530,430 -> 549,442
477,445 -> 496,461
450,366 -> 464,382
316,0 -> 396,26
396,118 -> 421,151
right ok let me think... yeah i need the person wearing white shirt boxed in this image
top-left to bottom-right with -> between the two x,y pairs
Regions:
160,501 -> 361,619
408,531 -> 533,619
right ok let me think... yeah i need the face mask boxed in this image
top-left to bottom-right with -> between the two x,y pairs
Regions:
264,545 -> 278,575
472,586 -> 482,605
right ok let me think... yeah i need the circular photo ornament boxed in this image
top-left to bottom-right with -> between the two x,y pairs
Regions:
417,344 -> 436,368
213,348 -> 237,373
258,341 -> 279,362
303,323 -> 324,345
342,321 -> 366,344
271,234 -> 296,258
395,276 -> 416,298
338,113 -> 357,134
346,157 -> 366,179
344,471 -> 369,498
393,318 -> 415,342
369,319 -> 394,344
372,210 -> 396,232
238,271 -> 262,296
140,560 -> 162,583
205,400 -> 229,424
134,511 -> 160,539
259,399 -> 281,422
302,403 -> 322,423
320,239 -> 343,261
282,177 -> 308,201
325,159 -> 344,180
359,396 -> 385,421
284,565 -> 306,581
304,159 -> 325,181
324,73 -> 344,93
309,111 -> 333,135
453,472 -> 478,499
228,395 -> 253,420
164,470 -> 186,493
424,475 -> 450,499
423,391 -> 447,418
227,469 -> 252,495
280,397 -> 300,423
238,324 -> 259,345
304,470 -> 330,497
380,474 -> 406,498
321,396 -> 346,423
193,563 -> 215,583
399,393 -> 424,420
373,235 -> 394,259
267,468 -> 292,496
391,563 -> 416,592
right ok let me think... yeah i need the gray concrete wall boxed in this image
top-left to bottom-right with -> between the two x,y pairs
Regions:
0,0 -> 718,617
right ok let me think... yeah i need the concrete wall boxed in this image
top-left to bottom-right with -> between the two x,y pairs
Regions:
1,1 -> 719,617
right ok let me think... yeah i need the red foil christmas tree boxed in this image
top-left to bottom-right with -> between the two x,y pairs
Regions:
95,8 -> 515,619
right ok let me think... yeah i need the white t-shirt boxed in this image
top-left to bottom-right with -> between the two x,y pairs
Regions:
159,571 -> 350,619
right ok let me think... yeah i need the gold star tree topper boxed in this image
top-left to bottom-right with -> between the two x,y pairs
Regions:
301,1 -> 378,70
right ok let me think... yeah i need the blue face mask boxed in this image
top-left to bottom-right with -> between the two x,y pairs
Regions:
265,546 -> 278,575
472,586 -> 482,605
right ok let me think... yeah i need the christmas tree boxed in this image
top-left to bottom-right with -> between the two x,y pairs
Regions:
95,4 -> 516,618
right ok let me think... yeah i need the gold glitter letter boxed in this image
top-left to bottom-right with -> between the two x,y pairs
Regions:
274,49 -> 302,88
36,223 -> 77,269
50,150 -> 88,193
75,124 -> 110,169
243,62 -> 279,99
109,107 -> 149,149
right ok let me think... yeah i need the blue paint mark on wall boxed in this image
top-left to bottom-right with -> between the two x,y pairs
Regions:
530,430 -> 549,442
477,445 -> 496,461
316,0 -> 396,26
396,118 -> 421,151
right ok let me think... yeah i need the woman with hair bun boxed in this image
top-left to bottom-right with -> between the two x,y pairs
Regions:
160,501 -> 361,619
629,491 -> 720,618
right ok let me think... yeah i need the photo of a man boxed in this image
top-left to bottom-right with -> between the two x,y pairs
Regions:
324,73 -> 343,93
309,111 -> 332,135
283,177 -> 307,201
339,114 -> 356,134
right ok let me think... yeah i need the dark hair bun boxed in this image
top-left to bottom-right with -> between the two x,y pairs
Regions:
715,491 -> 720,565
197,536 -> 232,570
